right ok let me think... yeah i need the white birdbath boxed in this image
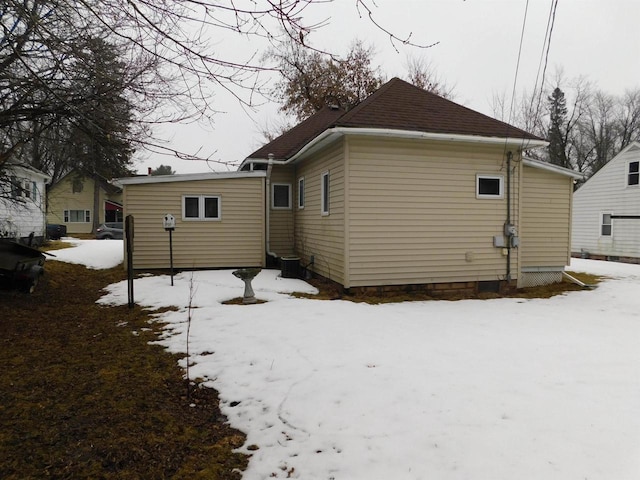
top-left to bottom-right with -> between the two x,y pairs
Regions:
232,268 -> 261,304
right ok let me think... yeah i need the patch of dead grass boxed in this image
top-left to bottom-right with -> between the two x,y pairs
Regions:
0,260 -> 247,479
298,274 -> 602,304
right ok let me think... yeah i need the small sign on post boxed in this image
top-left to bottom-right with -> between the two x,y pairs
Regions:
163,214 -> 175,286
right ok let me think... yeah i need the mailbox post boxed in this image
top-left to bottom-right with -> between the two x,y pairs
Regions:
163,214 -> 176,286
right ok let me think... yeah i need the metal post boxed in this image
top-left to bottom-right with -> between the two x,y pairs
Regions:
169,229 -> 174,286
125,215 -> 134,308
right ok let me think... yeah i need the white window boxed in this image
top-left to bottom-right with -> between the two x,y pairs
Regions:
272,183 -> 291,209
297,177 -> 305,209
601,213 -> 612,237
182,195 -> 221,220
22,180 -> 31,199
64,210 -> 91,223
628,161 -> 639,186
476,174 -> 504,199
321,171 -> 330,215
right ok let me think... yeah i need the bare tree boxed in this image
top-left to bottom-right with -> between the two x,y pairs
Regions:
2,0 -> 435,170
616,89 -> 640,149
404,56 -> 455,99
268,39 -> 386,121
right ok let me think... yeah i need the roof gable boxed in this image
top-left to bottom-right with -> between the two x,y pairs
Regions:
246,77 -> 544,161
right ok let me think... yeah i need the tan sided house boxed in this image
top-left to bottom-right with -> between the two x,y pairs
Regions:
47,171 -> 123,235
120,78 -> 581,293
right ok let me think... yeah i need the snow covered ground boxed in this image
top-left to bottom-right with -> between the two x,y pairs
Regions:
53,239 -> 640,479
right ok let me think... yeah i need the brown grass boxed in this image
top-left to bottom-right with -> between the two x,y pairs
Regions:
0,259 -> 248,479
299,273 -> 602,304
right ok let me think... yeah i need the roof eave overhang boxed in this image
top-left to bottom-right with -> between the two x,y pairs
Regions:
523,157 -> 585,180
115,170 -> 266,187
241,127 -> 549,166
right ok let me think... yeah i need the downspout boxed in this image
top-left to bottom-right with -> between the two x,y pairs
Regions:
505,151 -> 513,283
265,154 -> 278,261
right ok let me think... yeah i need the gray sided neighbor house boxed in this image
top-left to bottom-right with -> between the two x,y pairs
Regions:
120,78 -> 581,293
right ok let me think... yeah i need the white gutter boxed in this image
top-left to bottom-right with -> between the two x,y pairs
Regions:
523,157 -> 585,180
115,170 -> 265,187
242,128 -> 549,167
265,155 -> 278,260
289,127 -> 549,163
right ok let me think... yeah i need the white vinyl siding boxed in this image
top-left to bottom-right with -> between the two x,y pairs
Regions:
0,165 -> 49,240
572,143 -> 640,258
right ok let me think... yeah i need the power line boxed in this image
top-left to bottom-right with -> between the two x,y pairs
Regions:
531,0 -> 560,131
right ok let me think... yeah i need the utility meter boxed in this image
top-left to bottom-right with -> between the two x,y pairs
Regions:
504,223 -> 517,237
163,213 -> 176,231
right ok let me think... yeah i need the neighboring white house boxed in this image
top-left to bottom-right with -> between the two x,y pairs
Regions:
0,163 -> 51,245
572,141 -> 640,261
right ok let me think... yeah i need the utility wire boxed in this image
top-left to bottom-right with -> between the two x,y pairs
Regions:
530,0 -> 560,134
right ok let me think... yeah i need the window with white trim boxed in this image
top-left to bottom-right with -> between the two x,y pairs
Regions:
476,174 -> 504,198
64,209 -> 91,223
321,171 -> 330,215
272,183 -> 291,209
182,195 -> 221,220
628,161 -> 639,186
601,213 -> 612,237
297,177 -> 305,209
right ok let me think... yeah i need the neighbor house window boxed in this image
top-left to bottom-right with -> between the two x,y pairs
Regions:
182,195 -> 221,220
601,213 -> 612,236
64,209 -> 91,223
321,171 -> 330,215
22,180 -> 31,199
272,183 -> 291,209
298,177 -> 305,209
628,161 -> 639,186
476,175 -> 504,198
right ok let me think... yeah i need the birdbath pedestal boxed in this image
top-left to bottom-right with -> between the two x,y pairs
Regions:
232,268 -> 261,304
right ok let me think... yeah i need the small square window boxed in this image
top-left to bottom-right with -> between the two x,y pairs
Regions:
272,184 -> 291,209
628,161 -> 639,186
477,175 -> 504,198
184,197 -> 199,218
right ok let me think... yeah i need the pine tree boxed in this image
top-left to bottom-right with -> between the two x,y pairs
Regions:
547,87 -> 571,168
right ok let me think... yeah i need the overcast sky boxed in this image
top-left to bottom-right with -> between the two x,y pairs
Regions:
137,0 -> 640,174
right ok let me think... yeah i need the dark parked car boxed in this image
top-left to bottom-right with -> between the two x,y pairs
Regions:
96,222 -> 123,240
46,224 -> 67,240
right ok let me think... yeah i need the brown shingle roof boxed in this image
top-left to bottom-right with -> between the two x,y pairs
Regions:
247,106 -> 346,160
246,77 -> 543,161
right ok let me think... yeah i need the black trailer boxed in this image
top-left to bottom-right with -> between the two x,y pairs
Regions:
0,239 -> 46,293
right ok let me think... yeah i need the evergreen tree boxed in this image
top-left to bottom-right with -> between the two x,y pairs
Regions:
150,165 -> 176,175
547,87 -> 570,168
